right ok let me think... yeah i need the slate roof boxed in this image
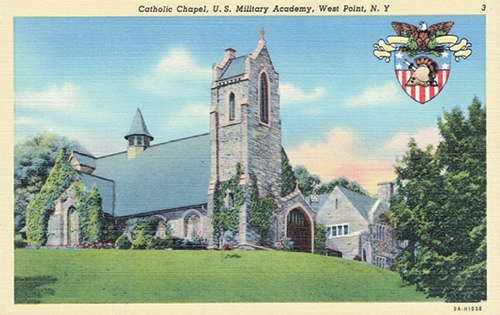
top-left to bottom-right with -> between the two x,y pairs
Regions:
79,172 -> 115,215
125,108 -> 154,140
72,151 -> 97,169
337,186 -> 378,221
91,133 -> 210,217
219,56 -> 246,80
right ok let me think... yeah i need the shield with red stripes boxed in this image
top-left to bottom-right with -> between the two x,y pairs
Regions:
394,51 -> 451,104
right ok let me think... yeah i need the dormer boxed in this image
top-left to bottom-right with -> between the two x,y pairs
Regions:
69,151 -> 97,174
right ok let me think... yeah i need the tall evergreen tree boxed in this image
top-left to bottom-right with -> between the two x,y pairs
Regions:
390,98 -> 486,302
281,148 -> 297,197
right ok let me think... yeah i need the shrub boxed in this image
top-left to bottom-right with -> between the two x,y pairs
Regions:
314,224 -> 327,255
116,235 -> 132,249
131,234 -> 149,250
149,236 -> 172,250
179,238 -> 207,250
170,237 -> 184,250
275,237 -> 294,251
14,234 -> 27,249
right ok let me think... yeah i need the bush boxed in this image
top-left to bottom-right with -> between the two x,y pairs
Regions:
170,237 -> 184,250
314,224 -> 327,255
149,237 -> 172,250
14,234 -> 27,249
131,234 -> 149,250
275,237 -> 294,251
116,235 -> 132,249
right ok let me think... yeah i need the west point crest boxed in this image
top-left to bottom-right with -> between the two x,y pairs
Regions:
373,21 -> 472,104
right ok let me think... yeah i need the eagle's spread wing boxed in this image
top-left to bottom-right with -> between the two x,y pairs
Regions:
391,22 -> 419,38
428,21 -> 454,36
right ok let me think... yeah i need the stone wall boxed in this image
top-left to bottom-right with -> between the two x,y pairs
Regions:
46,185 -> 78,246
116,205 -> 207,241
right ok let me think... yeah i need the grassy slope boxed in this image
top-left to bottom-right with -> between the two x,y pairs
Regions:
15,249 -> 438,303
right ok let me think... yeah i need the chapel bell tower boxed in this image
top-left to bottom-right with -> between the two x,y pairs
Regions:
207,29 -> 282,245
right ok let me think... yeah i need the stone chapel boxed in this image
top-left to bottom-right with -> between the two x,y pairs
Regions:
45,31 -> 399,268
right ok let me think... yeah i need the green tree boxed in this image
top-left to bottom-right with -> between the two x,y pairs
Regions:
15,132 -> 87,231
281,148 -> 297,197
390,98 -> 486,302
317,177 -> 369,196
293,165 -> 321,197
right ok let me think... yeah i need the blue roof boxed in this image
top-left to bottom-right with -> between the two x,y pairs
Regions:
125,108 -> 154,140
92,134 -> 210,217
219,56 -> 246,80
79,173 -> 115,215
337,186 -> 377,221
72,151 -> 97,169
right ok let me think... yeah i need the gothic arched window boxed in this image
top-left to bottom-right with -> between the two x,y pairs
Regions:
184,213 -> 201,239
229,92 -> 236,121
259,72 -> 269,124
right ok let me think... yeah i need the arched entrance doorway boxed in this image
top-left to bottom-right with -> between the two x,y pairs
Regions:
286,208 -> 312,252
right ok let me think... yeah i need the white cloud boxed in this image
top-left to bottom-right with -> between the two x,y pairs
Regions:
344,81 -> 403,106
16,83 -> 80,111
136,48 -> 211,97
15,116 -> 35,125
385,126 -> 442,151
280,82 -> 325,104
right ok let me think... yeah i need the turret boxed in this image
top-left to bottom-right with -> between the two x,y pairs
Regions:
124,108 -> 154,159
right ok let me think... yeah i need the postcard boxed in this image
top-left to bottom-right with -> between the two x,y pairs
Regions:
1,0 -> 498,314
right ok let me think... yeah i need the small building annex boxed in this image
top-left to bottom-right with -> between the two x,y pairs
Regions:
42,31 -> 400,268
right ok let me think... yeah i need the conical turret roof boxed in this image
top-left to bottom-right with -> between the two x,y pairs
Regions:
125,108 -> 154,140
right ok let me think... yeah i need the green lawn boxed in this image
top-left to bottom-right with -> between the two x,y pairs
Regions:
15,249 -> 439,303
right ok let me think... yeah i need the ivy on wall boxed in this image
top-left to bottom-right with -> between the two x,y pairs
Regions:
74,183 -> 109,244
212,163 -> 244,247
249,172 -> 276,246
26,148 -> 79,246
26,148 -> 113,246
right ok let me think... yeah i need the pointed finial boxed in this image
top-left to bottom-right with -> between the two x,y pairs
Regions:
259,28 -> 265,40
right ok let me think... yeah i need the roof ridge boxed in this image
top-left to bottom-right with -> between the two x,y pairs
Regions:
338,185 -> 375,200
72,151 -> 96,159
96,132 -> 210,159
148,132 -> 210,148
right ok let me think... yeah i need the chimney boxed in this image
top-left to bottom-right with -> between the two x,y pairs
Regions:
377,182 -> 394,203
219,48 -> 236,68
225,48 -> 236,59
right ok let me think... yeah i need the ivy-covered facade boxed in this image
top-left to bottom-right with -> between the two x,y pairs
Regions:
26,149 -> 114,246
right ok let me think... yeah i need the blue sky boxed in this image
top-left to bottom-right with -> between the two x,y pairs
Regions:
14,16 -> 485,194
